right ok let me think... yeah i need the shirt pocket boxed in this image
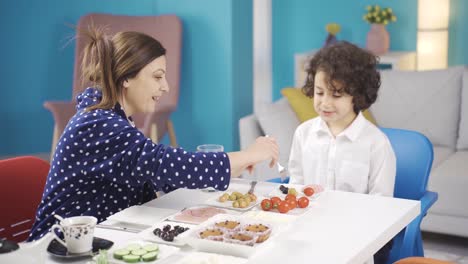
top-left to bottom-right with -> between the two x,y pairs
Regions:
336,160 -> 369,193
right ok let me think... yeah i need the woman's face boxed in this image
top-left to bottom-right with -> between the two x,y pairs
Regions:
122,55 -> 168,116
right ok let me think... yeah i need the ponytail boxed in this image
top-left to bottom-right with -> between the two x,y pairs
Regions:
77,26 -> 167,112
79,26 -> 119,111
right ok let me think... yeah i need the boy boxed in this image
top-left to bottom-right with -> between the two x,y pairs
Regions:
288,41 -> 396,263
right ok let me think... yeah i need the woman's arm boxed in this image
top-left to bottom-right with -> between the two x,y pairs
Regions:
227,136 -> 279,177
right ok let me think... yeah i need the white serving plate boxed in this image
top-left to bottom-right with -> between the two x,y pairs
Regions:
268,183 -> 322,199
167,205 -> 242,225
107,206 -> 179,226
138,221 -> 195,247
107,240 -> 179,264
183,214 -> 280,258
203,193 -> 264,212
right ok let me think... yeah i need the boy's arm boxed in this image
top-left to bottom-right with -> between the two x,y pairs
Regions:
288,128 -> 304,184
368,140 -> 396,196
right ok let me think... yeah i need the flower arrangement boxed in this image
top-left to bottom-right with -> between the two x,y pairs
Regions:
323,23 -> 341,47
326,23 -> 341,36
363,5 -> 397,25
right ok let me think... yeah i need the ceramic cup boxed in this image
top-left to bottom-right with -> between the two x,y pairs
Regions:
50,216 -> 97,254
196,144 -> 224,153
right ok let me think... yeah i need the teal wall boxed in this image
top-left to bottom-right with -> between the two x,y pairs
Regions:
272,0 -> 418,99
153,0 -> 252,152
1,0 -> 466,156
0,0 -> 252,155
449,0 -> 468,66
0,0 -> 156,156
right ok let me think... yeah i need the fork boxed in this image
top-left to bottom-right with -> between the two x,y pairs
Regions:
248,180 -> 257,195
277,162 -> 288,181
264,135 -> 288,181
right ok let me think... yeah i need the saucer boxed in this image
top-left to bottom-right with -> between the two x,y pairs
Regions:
47,237 -> 113,258
0,239 -> 19,254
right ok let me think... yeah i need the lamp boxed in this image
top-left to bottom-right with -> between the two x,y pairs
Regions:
417,0 -> 450,70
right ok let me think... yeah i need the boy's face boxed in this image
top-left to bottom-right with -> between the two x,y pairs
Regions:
313,71 -> 357,129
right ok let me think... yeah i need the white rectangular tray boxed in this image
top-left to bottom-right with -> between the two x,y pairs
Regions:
182,214 -> 282,258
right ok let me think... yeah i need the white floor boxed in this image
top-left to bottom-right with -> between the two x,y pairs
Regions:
423,232 -> 468,263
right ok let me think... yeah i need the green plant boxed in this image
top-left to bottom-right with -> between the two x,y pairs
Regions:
363,5 -> 397,25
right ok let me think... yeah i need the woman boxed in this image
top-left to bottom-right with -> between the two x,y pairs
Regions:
28,28 -> 278,240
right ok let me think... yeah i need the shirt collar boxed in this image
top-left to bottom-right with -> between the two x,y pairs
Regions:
311,112 -> 367,142
340,112 -> 366,141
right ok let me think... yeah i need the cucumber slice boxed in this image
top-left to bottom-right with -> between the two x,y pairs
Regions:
142,251 -> 158,262
131,249 -> 148,256
113,249 -> 130,260
125,244 -> 142,251
143,244 -> 159,252
122,254 -> 140,263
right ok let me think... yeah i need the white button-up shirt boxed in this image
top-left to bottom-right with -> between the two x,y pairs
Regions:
288,112 -> 396,197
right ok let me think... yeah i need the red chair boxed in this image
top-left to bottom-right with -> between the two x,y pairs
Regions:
0,156 -> 50,242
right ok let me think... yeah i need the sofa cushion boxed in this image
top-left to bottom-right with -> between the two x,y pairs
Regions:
457,68 -> 468,150
255,97 -> 300,166
281,88 -> 318,122
281,87 -> 377,124
370,67 -> 464,148
428,151 -> 468,218
432,146 -> 455,168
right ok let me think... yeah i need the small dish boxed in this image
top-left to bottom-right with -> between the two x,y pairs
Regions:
167,206 -> 241,225
107,206 -> 179,226
268,184 -> 322,199
203,192 -> 264,212
47,237 -> 113,258
108,240 -> 179,264
138,221 -> 195,247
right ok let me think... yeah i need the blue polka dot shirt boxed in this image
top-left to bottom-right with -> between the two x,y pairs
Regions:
28,87 -> 231,241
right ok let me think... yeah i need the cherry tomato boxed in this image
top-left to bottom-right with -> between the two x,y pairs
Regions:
261,199 -> 272,211
297,197 -> 310,208
270,196 -> 281,209
278,201 -> 290,214
285,194 -> 297,202
287,199 -> 296,209
303,187 -> 315,197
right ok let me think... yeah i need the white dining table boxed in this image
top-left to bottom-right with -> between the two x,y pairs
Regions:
6,178 -> 420,264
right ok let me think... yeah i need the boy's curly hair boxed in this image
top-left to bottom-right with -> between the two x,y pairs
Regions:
302,41 -> 381,113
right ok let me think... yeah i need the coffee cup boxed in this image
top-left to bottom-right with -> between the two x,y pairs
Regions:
50,216 -> 97,253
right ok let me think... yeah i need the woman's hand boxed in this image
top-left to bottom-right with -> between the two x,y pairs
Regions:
227,136 -> 279,177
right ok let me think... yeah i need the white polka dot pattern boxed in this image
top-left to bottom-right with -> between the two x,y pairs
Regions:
28,87 -> 231,241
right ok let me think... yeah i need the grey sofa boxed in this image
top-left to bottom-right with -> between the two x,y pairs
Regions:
239,66 -> 468,238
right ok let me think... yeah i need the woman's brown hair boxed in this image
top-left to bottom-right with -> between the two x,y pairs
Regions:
302,41 -> 381,113
79,27 -> 166,111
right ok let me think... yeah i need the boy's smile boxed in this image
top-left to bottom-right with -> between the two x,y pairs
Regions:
313,71 -> 357,135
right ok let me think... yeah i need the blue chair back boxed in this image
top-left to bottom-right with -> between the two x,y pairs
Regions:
380,128 -> 434,200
